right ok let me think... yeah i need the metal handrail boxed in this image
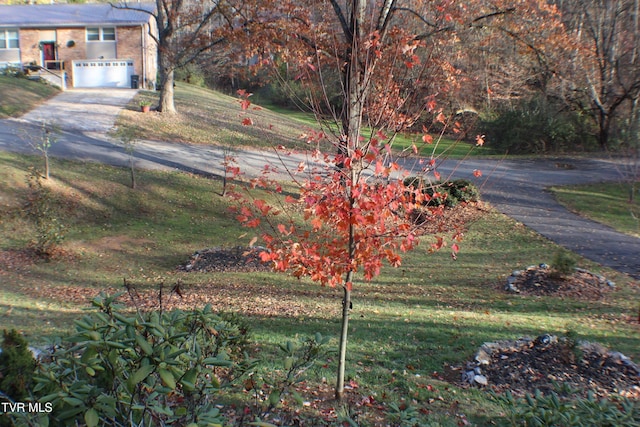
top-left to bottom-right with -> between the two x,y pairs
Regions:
28,64 -> 66,90
30,64 -> 63,77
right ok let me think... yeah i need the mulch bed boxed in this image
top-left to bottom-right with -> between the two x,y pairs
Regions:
474,337 -> 640,399
506,264 -> 616,299
177,246 -> 271,273
459,265 -> 640,399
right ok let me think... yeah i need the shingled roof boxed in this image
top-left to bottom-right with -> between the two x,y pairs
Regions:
0,2 -> 156,28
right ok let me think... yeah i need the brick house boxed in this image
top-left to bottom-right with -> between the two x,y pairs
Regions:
0,2 -> 158,89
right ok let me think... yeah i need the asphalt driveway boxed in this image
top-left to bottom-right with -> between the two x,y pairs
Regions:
17,88 -> 138,134
1,89 -> 639,279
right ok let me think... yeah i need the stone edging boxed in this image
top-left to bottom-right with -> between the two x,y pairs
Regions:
504,264 -> 616,293
463,335 -> 640,387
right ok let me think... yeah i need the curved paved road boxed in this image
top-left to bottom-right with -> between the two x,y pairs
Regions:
432,157 -> 639,279
2,89 -> 639,279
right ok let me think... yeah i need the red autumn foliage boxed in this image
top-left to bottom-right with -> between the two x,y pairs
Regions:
232,148 -> 431,288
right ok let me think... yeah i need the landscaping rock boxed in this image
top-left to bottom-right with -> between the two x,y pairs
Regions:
473,374 -> 488,386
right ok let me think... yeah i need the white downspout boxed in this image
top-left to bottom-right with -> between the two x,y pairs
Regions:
141,24 -> 146,89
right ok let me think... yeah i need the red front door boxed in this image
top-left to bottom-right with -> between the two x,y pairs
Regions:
43,42 -> 56,69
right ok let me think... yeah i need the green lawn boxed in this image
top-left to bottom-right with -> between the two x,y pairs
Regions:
0,74 -> 60,118
114,83 -> 496,159
266,104 -> 495,159
262,102 -> 496,158
551,181 -> 640,237
1,150 -> 638,425
1,76 -> 638,425
392,131 -> 494,158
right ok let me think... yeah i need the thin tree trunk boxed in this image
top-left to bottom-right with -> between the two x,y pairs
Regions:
335,0 -> 365,401
628,97 -> 639,202
633,0 -> 639,64
44,154 -> 50,180
221,175 -> 227,197
335,280 -> 352,400
336,161 -> 359,400
599,113 -> 610,150
130,158 -> 136,189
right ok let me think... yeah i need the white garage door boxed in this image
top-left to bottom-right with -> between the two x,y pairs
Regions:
72,59 -> 134,88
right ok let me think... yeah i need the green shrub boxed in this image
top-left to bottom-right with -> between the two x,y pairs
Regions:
26,293 -> 254,427
174,63 -> 206,88
446,179 -> 480,206
493,389 -> 640,426
218,311 -> 252,355
551,250 -> 577,278
1,66 -> 25,78
0,329 -> 36,401
384,401 -> 465,427
480,97 -> 597,154
404,177 -> 480,208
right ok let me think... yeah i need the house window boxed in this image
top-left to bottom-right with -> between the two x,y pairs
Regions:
102,28 -> 116,41
0,30 -> 19,49
86,28 -> 100,41
86,27 -> 116,42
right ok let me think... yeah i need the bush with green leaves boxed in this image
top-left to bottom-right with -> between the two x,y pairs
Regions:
1,66 -> 25,78
479,96 -> 596,154
0,330 -> 36,402
493,389 -> 640,427
550,250 -> 578,279
27,293 -> 254,427
269,333 -> 330,404
242,332 -> 331,425
174,63 -> 206,88
404,177 -> 480,208
445,179 -> 480,206
382,401 -> 469,427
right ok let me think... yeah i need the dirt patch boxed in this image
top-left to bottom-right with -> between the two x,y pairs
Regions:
177,246 -> 271,273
